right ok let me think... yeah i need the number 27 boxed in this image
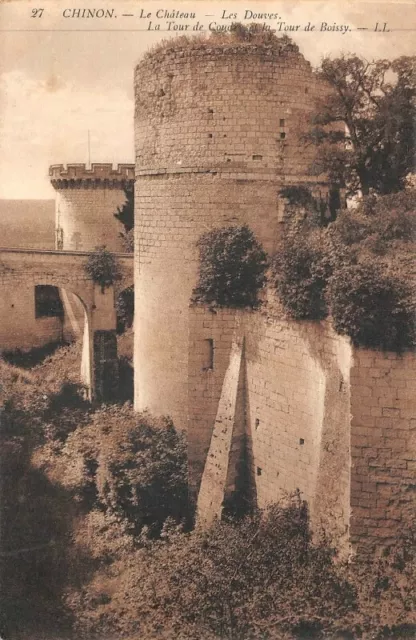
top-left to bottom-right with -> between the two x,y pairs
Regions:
31,8 -> 44,18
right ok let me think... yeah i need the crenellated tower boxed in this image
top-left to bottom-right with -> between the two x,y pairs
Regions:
49,163 -> 135,252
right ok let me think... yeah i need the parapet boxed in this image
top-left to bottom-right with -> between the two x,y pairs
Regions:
49,163 -> 135,189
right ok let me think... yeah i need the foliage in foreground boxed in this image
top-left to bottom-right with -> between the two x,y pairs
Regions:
0,350 -> 187,637
0,347 -> 415,639
67,493 -> 416,640
60,405 -> 189,536
192,225 -> 268,309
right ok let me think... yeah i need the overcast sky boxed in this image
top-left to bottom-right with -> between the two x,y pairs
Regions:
0,0 -> 415,199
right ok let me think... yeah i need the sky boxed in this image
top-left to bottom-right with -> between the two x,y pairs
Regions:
0,0 -> 415,199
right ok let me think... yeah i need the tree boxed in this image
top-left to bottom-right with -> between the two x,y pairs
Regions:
308,55 -> 416,197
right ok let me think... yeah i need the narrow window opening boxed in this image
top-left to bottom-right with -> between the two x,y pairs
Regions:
257,467 -> 262,476
255,418 -> 260,430
202,338 -> 214,371
280,132 -> 286,140
280,118 -> 285,127
252,154 -> 263,161
208,133 -> 213,138
299,438 -> 305,446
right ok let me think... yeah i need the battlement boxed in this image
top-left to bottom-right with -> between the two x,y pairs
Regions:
49,163 -> 135,189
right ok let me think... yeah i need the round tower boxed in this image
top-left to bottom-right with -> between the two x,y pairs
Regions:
134,36 -> 330,428
49,163 -> 135,252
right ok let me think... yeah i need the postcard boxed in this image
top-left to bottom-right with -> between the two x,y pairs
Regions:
0,1 -> 415,639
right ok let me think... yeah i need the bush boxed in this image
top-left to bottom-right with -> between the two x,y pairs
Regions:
84,246 -> 121,292
272,229 -> 331,320
64,406 -> 190,536
97,414 -> 188,536
192,225 -> 268,309
43,381 -> 90,443
330,190 -> 416,255
68,493 -> 358,639
329,262 -> 415,350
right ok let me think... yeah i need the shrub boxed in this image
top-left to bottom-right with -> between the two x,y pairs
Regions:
43,381 -> 90,443
87,407 -> 189,536
84,246 -> 121,292
68,493 -> 358,639
191,225 -> 268,309
272,229 -> 331,320
330,190 -> 416,254
329,262 -> 415,350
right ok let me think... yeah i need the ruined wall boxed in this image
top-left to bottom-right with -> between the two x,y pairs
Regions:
134,40 -> 329,429
50,163 -> 134,252
191,304 -> 416,555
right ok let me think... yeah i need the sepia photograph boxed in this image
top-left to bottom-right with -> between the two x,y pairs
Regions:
0,1 -> 415,638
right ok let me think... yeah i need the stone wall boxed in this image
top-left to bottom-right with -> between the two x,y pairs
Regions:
190,306 -> 352,550
350,351 -> 416,555
134,41 -> 331,430
0,281 -> 63,350
190,305 -> 416,556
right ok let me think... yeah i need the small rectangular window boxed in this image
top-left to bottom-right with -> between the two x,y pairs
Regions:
280,132 -> 286,140
202,338 -> 214,371
279,118 -> 285,127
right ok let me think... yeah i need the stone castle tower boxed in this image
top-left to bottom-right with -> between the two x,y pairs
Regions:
48,163 -> 135,349
133,37 -> 329,429
49,163 -> 135,252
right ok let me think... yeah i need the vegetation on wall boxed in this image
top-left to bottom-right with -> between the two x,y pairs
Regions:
84,245 -> 121,292
145,23 -> 299,60
192,225 -> 268,309
271,188 -> 416,351
271,226 -> 331,320
329,262 -> 415,351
